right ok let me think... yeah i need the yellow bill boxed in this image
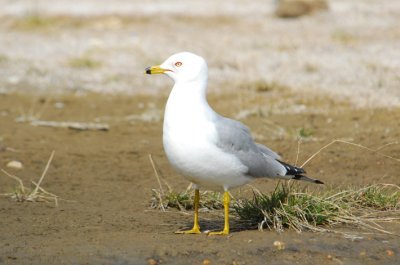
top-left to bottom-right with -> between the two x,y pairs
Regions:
145,65 -> 169,75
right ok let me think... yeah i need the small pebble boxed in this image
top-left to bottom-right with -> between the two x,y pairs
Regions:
7,76 -> 20,84
273,240 -> 285,250
6,160 -> 23,169
147,258 -> 158,265
386,249 -> 394,257
54,102 -> 65,109
359,251 -> 366,256
203,259 -> 211,265
327,254 -> 333,260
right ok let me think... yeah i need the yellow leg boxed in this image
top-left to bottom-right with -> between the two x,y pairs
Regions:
208,191 -> 230,235
175,189 -> 201,234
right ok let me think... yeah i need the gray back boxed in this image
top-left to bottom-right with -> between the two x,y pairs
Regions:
214,115 -> 285,178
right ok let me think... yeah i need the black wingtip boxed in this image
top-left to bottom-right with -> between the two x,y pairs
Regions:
145,67 -> 151,74
293,174 -> 324,184
277,160 -> 306,175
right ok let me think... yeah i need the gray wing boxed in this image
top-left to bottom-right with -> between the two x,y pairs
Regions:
214,116 -> 286,178
255,143 -> 281,160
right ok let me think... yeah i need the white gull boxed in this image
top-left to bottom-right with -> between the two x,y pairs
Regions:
146,52 -> 323,235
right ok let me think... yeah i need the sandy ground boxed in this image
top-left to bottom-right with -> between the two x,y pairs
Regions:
0,0 -> 400,264
0,92 -> 399,264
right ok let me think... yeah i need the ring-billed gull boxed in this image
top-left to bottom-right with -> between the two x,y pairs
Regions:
145,52 -> 323,235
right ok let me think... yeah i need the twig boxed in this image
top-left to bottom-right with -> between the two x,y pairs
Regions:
295,137 -> 302,166
376,141 -> 400,151
1,169 -> 26,194
148,154 -> 166,211
301,139 -> 400,168
30,120 -> 109,131
148,154 -> 164,195
29,151 -> 55,198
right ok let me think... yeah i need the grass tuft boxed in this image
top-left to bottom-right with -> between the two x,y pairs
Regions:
331,30 -> 357,44
253,80 -> 289,93
150,182 -> 400,235
343,184 -> 400,210
13,15 -> 54,30
234,183 -> 400,234
68,56 -> 102,69
298,127 -> 314,138
0,151 -> 60,206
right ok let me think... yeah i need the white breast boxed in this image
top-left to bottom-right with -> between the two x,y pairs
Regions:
162,90 -> 250,191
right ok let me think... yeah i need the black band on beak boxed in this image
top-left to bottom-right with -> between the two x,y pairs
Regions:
145,67 -> 152,74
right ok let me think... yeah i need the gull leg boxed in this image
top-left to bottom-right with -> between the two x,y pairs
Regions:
175,189 -> 201,234
208,191 -> 230,235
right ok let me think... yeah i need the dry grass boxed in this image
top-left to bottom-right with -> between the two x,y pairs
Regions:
331,29 -> 358,45
242,139 -> 400,235
0,151 -> 60,206
68,56 -> 102,69
15,97 -> 50,123
234,182 -> 400,234
11,15 -> 56,30
239,80 -> 290,93
149,139 -> 400,235
7,15 -> 106,31
5,14 -> 236,32
150,180 -> 400,235
151,189 -> 223,211
300,139 -> 400,168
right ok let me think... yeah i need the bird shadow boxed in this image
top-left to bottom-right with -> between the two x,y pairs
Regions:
177,219 -> 258,234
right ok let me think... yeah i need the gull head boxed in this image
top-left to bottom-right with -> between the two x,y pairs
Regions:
145,52 -> 208,83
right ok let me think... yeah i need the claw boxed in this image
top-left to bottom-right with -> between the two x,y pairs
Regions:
207,229 -> 229,236
175,227 -> 201,234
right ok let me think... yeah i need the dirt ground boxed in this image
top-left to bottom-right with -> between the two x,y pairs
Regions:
0,91 -> 399,265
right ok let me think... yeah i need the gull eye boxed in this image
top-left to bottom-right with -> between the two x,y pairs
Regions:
175,62 -> 182,67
